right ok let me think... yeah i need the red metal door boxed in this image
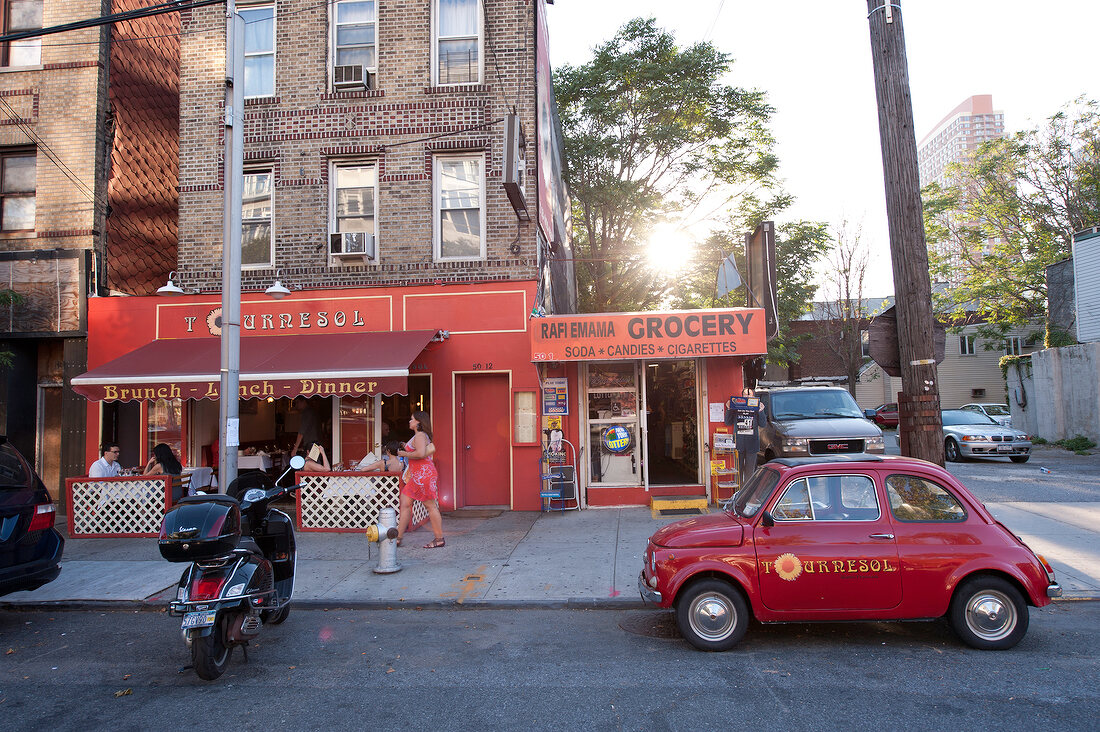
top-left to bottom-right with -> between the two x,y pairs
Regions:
456,373 -> 511,506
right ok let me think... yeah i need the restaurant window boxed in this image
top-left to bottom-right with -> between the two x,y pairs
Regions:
434,154 -> 484,260
332,1 -> 376,81
242,4 -> 275,98
147,398 -> 184,465
242,168 -> 273,266
338,376 -> 433,465
586,362 -> 640,486
1,148 -> 35,231
2,0 -> 41,66
330,161 -> 377,260
434,0 -> 480,85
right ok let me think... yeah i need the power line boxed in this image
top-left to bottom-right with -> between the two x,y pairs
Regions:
0,0 -> 224,44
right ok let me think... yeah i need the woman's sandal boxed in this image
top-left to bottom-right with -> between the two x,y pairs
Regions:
423,537 -> 445,549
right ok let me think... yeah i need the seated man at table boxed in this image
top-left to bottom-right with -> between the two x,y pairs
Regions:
89,443 -> 123,478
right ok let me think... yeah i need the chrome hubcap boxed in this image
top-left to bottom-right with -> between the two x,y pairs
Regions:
690,594 -> 735,641
965,590 -> 1016,641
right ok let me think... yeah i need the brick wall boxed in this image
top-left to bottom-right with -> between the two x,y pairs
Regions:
178,0 -> 540,294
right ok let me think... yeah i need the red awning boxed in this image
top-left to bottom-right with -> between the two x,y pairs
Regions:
71,330 -> 439,402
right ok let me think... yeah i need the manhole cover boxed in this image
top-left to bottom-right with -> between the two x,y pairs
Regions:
657,508 -> 703,516
618,611 -> 680,639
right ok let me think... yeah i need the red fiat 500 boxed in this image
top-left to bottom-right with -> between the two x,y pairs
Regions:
639,455 -> 1061,651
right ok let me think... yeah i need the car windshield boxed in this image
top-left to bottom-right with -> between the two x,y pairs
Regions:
983,404 -> 1010,416
0,443 -> 30,489
726,467 -> 780,518
770,390 -> 864,420
942,410 -> 997,426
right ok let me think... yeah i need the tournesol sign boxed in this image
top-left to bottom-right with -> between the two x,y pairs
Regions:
529,309 -> 767,362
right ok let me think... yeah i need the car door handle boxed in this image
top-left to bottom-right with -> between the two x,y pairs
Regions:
869,533 -> 894,540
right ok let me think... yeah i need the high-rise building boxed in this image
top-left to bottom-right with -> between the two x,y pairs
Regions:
917,95 -> 1006,283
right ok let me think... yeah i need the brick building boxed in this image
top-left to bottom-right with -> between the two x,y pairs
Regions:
74,0 -> 578,513
0,0 -> 178,499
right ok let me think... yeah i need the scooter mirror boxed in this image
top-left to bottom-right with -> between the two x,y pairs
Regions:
289,455 -> 306,470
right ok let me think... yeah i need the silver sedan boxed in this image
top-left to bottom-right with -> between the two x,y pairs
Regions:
942,409 -> 1032,463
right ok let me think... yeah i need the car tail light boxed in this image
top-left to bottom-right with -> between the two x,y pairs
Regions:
1036,554 -> 1058,583
190,575 -> 228,600
28,503 -> 56,531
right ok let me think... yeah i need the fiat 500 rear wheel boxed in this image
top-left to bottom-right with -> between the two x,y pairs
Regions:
675,579 -> 749,652
948,576 -> 1029,650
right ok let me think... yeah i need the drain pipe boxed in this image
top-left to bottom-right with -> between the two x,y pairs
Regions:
365,506 -> 401,574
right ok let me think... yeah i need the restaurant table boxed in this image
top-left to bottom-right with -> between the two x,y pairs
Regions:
238,454 -> 273,471
182,466 -> 217,494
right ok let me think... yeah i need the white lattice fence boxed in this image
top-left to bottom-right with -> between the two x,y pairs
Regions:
298,472 -> 398,531
67,477 -> 171,537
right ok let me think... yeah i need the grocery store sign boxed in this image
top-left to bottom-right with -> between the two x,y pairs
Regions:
529,309 -> 767,362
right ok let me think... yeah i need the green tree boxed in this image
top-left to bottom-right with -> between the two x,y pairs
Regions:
555,18 -> 782,313
0,288 -> 23,369
924,97 -> 1100,343
669,219 -> 830,367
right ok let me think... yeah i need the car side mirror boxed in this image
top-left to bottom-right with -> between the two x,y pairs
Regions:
761,510 -> 775,527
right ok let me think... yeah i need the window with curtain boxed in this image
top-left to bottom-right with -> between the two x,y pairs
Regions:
2,0 -> 41,66
242,4 -> 275,98
435,0 -> 479,84
435,155 -> 483,259
242,169 -> 273,266
334,1 -> 376,73
0,149 -> 35,231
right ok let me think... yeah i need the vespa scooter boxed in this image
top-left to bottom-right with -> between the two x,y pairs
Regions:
157,455 -> 305,680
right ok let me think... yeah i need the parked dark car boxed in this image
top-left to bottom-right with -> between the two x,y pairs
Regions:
756,387 -> 885,461
863,402 -> 899,427
0,437 -> 64,597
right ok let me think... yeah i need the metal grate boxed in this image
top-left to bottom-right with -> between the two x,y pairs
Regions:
656,507 -> 704,516
67,477 -> 170,537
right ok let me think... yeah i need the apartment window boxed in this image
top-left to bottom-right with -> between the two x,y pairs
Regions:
0,149 -> 35,231
330,162 -> 377,258
242,4 -> 275,98
242,169 -> 273,266
1005,336 -> 1023,356
2,0 -> 40,66
434,0 -> 480,85
333,1 -> 376,74
435,154 -> 484,260
959,334 -> 976,356
860,330 -> 870,359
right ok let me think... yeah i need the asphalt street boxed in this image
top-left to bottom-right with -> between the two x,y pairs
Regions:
885,437 -> 1100,503
1,604 -> 1097,730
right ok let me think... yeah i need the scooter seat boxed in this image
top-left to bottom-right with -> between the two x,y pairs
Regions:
178,493 -> 240,508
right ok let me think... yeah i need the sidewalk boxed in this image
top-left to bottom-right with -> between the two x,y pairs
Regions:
3,503 -> 1098,609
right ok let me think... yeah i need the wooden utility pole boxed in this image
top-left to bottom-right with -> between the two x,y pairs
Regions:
866,0 -> 944,465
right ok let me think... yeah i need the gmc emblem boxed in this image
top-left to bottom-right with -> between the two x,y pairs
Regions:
828,443 -> 849,450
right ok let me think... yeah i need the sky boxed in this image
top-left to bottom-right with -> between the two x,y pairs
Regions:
545,0 -> 1100,298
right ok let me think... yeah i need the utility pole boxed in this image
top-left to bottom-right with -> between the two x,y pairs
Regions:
218,2 -> 244,489
866,0 -> 943,465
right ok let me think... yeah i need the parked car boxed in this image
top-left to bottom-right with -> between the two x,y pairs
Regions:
0,437 -> 64,597
756,387 -> 885,461
863,402 -> 899,427
960,403 -> 1012,428
638,454 -> 1061,651
942,409 -> 1031,463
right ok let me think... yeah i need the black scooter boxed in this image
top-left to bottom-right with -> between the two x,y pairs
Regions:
157,455 -> 305,680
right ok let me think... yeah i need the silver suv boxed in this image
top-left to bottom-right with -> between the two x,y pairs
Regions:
756,387 -> 885,461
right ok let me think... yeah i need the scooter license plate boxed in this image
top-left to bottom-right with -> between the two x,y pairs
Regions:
181,611 -> 217,629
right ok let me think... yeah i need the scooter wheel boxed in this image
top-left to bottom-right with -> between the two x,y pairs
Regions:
262,604 -> 290,625
191,613 -> 233,680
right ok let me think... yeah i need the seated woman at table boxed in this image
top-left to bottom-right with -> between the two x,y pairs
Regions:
357,441 -> 406,474
300,444 -> 331,473
144,443 -> 182,477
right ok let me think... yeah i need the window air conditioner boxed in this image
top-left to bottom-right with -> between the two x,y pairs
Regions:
333,65 -> 374,91
329,232 -> 376,259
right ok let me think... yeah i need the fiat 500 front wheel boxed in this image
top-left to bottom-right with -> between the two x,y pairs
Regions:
675,579 -> 749,652
948,576 -> 1029,650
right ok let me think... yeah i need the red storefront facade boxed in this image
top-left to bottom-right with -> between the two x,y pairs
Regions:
77,281 -> 547,511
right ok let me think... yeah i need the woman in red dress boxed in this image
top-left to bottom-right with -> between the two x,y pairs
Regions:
396,411 -> 445,548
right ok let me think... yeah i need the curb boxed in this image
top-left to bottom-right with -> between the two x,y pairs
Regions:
0,596 -> 650,613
